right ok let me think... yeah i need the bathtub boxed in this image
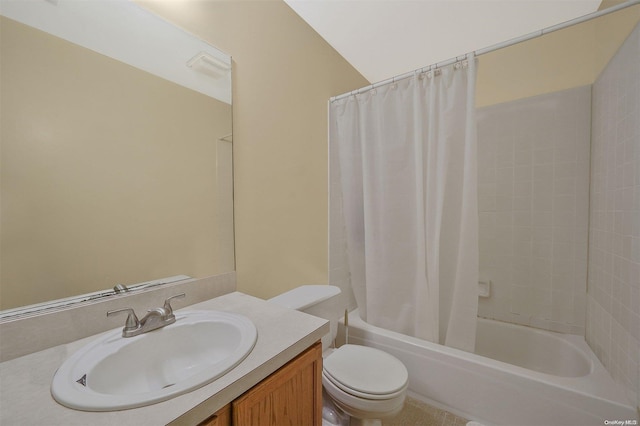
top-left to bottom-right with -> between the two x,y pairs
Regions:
341,309 -> 637,426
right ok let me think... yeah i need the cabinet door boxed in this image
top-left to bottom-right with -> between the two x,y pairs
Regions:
233,342 -> 322,426
198,403 -> 231,426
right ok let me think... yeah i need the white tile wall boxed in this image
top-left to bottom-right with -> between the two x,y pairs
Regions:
587,22 -> 640,408
477,86 -> 592,335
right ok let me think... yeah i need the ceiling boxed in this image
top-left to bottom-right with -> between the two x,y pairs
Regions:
284,0 -> 602,83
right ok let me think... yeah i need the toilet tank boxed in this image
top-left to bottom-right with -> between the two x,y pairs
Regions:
269,285 -> 343,350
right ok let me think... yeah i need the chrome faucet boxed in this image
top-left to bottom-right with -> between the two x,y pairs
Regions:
107,293 -> 185,338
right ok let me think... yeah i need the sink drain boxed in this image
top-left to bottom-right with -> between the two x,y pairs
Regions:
76,374 -> 87,387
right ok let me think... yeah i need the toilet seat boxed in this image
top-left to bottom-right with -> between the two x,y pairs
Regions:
322,371 -> 406,418
323,344 -> 408,400
322,373 -> 406,401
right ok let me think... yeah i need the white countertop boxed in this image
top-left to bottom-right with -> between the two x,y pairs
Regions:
0,292 -> 328,425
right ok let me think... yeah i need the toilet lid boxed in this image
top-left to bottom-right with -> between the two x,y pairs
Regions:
323,345 -> 408,396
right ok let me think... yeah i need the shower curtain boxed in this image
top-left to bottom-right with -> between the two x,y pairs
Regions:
330,54 -> 478,352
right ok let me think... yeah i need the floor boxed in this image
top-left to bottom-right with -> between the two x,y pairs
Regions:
382,397 -> 469,426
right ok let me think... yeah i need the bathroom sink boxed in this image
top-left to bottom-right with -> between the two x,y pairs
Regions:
51,310 -> 257,411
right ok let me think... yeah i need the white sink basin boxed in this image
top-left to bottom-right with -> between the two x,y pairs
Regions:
51,310 -> 257,411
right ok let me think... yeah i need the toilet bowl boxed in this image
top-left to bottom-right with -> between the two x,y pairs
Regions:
269,286 -> 408,426
323,344 -> 408,423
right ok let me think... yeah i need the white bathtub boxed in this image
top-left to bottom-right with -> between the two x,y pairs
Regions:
341,309 -> 637,426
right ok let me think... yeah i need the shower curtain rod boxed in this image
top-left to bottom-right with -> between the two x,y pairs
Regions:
330,0 -> 640,103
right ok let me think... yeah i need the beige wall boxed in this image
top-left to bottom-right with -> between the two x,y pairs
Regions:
136,1 -> 639,300
1,17 -> 233,309
137,0 -> 368,299
476,4 -> 640,107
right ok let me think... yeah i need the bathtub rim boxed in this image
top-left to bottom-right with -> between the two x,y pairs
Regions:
341,308 -> 634,410
474,315 -> 592,377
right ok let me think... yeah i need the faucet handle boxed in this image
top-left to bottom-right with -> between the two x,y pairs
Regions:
107,308 -> 140,332
163,293 -> 185,319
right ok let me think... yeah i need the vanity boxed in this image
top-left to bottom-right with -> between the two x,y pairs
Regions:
0,291 -> 328,425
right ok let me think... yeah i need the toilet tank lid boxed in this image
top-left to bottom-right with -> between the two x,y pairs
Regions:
268,285 -> 341,310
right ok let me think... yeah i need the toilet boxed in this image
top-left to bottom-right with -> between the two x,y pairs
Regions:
269,285 -> 408,426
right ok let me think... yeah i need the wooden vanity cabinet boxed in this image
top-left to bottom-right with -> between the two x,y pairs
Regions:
233,341 -> 323,426
198,342 -> 322,426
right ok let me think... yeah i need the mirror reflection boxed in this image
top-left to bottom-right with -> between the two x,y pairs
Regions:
0,1 -> 234,311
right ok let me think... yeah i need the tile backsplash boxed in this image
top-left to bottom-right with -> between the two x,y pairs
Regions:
477,86 -> 592,335
0,273 -> 236,362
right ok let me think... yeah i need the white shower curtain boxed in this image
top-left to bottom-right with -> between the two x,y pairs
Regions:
331,55 -> 479,352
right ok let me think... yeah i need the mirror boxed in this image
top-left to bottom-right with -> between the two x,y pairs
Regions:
0,0 -> 234,313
